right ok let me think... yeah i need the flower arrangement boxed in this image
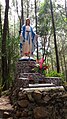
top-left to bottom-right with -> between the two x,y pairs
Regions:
32,57 -> 49,75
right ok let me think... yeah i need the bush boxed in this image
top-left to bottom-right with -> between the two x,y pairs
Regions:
46,71 -> 65,81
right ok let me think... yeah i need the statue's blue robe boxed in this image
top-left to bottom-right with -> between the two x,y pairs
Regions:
20,25 -> 36,54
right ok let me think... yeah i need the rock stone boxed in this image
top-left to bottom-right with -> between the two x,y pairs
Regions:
18,100 -> 29,108
27,92 -> 34,102
33,91 -> 42,101
33,106 -> 49,119
61,93 -> 67,99
43,94 -> 51,103
16,111 -> 21,117
21,110 -> 28,117
18,91 -> 27,100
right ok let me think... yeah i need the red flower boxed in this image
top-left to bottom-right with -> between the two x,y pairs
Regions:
39,58 -> 44,69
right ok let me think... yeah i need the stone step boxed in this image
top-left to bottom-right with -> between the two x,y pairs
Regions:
18,76 -> 62,86
19,77 -> 28,80
29,83 -> 55,87
22,86 -> 64,92
20,73 -> 41,75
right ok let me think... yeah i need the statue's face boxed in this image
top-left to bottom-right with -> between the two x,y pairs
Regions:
26,19 -> 30,25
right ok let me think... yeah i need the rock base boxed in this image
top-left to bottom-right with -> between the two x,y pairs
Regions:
11,89 -> 67,119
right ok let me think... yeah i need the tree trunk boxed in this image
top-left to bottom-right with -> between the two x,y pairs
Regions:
50,53 -> 54,71
35,0 -> 38,60
62,50 -> 67,81
65,0 -> 67,82
21,0 -> 24,25
35,0 -> 37,34
7,22 -> 11,88
19,0 -> 24,34
43,37 -> 46,57
1,0 -> 9,90
60,53 -> 64,73
65,0 -> 67,18
0,4 -> 2,79
27,0 -> 29,18
14,16 -> 15,36
0,4 -> 2,36
16,0 -> 24,34
50,0 -> 60,73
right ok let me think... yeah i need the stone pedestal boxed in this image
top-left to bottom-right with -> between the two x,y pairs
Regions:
14,60 -> 63,89
10,60 -> 67,119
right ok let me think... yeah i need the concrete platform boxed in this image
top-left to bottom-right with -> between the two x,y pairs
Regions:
29,83 -> 55,87
19,56 -> 36,61
22,86 -> 64,91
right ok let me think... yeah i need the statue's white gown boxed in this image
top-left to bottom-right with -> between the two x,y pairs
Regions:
22,26 -> 32,56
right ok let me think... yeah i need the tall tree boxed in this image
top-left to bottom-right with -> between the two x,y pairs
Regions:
0,4 -> 2,36
27,0 -> 29,18
35,0 -> 37,33
1,0 -> 9,90
21,0 -> 24,25
65,0 -> 67,18
0,4 -> 2,78
16,0 -> 24,33
35,0 -> 38,60
50,0 -> 60,73
38,0 -> 50,36
7,22 -> 11,88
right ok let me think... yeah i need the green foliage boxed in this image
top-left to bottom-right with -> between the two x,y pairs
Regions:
6,35 -> 20,86
38,0 -> 51,36
46,70 -> 65,80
